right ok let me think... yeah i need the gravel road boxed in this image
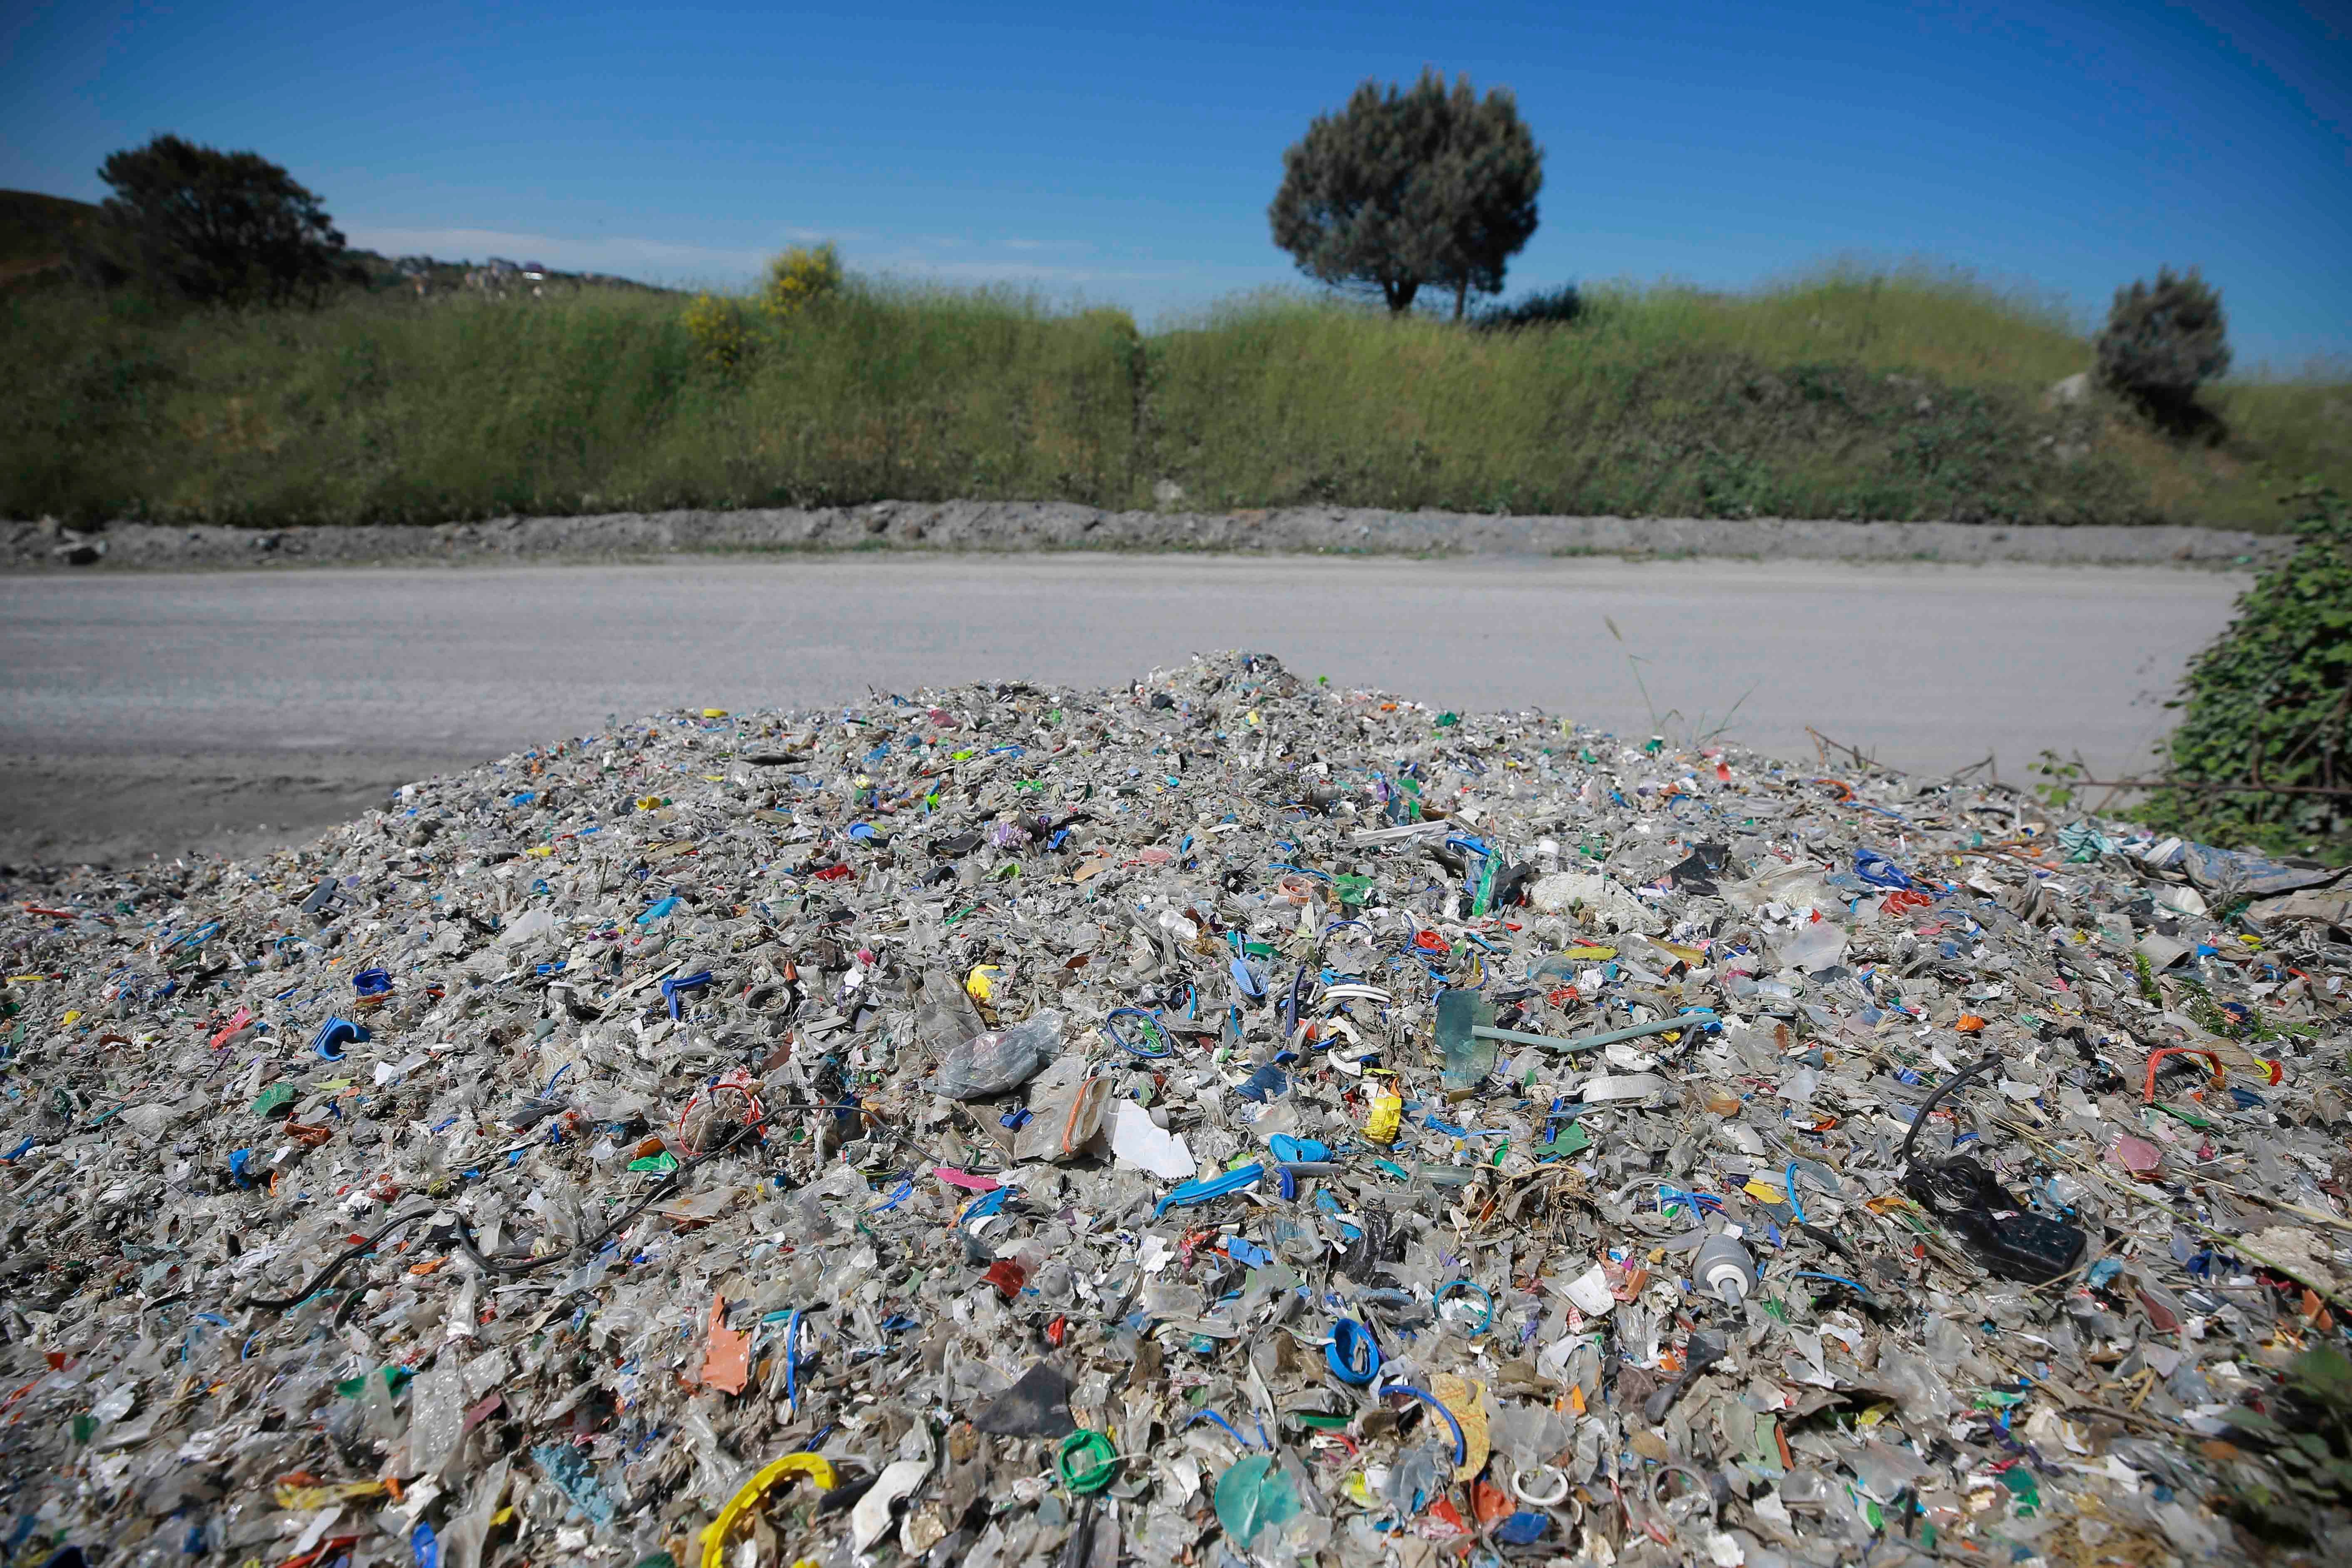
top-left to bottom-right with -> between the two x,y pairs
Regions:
0,553 -> 2245,866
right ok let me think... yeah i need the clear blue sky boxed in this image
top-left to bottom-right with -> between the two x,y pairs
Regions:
3,0 -> 2345,366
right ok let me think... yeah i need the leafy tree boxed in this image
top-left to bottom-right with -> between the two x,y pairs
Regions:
1269,69 -> 1542,318
70,134 -> 351,307
2093,266 -> 2231,426
2136,483 -> 2351,861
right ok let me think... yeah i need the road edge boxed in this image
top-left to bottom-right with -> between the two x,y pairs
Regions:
5,501 -> 2287,572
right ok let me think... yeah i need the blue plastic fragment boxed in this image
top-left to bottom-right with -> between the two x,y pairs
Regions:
351,967 -> 393,996
958,1188 -> 1011,1227
1233,1065 -> 1289,1103
529,1442 -> 617,1526
1495,1512 -> 1549,1545
1267,1135 -> 1331,1164
661,970 -> 714,1019
411,1519 -> 440,1568
1854,848 -> 1916,889
311,1016 -> 368,1061
1326,1317 -> 1381,1385
1154,1163 -> 1264,1217
637,896 -> 680,925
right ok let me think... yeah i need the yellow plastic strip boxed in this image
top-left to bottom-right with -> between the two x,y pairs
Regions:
700,1451 -> 836,1568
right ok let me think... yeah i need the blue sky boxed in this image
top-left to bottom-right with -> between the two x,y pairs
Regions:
3,0 -> 2345,365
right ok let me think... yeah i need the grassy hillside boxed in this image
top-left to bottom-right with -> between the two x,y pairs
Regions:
0,190 -> 98,287
2,256 -> 2343,529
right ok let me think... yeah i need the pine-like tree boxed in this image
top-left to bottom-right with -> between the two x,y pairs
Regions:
1269,70 -> 1542,318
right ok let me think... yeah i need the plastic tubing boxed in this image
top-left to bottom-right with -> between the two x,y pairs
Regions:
1385,1384 -> 1468,1465
1327,1317 -> 1381,1385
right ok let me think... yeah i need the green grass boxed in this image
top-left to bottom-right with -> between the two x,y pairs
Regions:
3,260 -> 2345,528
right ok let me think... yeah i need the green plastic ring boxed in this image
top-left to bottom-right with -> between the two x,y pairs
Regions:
1057,1429 -> 1119,1494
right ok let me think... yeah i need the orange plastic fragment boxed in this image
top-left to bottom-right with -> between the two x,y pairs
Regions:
702,1294 -> 751,1395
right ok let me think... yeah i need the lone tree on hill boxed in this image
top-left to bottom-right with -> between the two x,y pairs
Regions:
70,133 -> 351,307
1269,69 -> 1543,319
2093,266 -> 2231,430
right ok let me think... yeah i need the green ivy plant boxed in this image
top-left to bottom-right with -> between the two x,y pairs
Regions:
2136,483 -> 2352,862
2218,1343 -> 2352,1546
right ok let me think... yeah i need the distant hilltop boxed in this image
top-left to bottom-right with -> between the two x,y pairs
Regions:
0,189 -> 672,298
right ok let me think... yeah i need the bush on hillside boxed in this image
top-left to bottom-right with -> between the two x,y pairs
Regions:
762,242 -> 842,319
2094,266 -> 2231,431
2136,483 -> 2352,861
683,291 -> 758,373
683,243 -> 845,371
1474,284 -> 1582,332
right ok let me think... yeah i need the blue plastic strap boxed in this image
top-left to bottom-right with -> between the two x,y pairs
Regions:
1153,1162 -> 1264,1217
1103,1007 -> 1172,1058
1853,848 -> 1916,890
1434,1279 -> 1494,1336
662,970 -> 714,1019
1788,1269 -> 1871,1300
1387,1384 -> 1468,1464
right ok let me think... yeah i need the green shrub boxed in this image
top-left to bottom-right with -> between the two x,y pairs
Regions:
761,243 -> 842,319
2135,483 -> 2352,861
682,291 -> 758,373
2094,266 -> 2230,422
1473,284 -> 1582,332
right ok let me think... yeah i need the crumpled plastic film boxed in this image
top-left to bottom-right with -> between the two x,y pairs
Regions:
0,648 -> 2347,1567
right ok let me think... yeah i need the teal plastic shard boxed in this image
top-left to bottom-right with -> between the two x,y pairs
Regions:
1435,991 -> 1500,1090
1214,1454 -> 1300,1548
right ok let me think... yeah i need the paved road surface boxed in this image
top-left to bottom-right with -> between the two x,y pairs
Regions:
0,555 -> 2245,865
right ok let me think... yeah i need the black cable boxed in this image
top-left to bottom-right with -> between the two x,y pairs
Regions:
238,1207 -> 438,1310
1897,1053 -> 2003,1168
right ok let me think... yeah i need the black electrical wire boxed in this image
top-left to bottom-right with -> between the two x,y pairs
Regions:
1897,1052 -> 2004,1168
239,1206 -> 440,1311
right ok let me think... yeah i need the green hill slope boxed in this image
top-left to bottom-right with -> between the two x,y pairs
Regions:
0,189 -> 99,286
1,236 -> 2342,529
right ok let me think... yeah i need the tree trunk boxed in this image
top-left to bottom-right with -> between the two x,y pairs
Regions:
1383,279 -> 1419,315
1453,281 -> 1468,321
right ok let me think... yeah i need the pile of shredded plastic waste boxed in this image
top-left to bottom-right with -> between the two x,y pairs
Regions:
2,649 -> 2349,1568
